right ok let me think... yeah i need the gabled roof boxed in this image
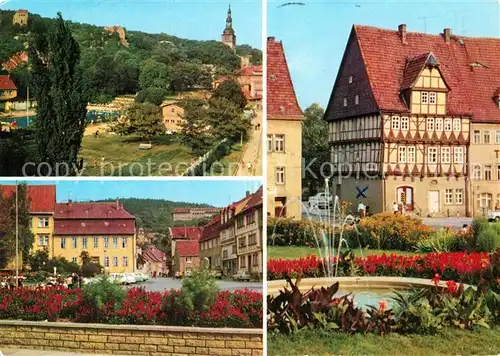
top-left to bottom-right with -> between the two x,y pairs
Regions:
169,226 -> 203,240
236,186 -> 263,216
401,52 -> 437,89
176,240 -> 199,257
54,219 -> 135,236
236,65 -> 263,76
0,75 -> 17,90
54,201 -> 135,219
199,214 -> 222,242
267,37 -> 303,121
143,245 -> 166,263
0,185 -> 56,214
16,10 -> 28,14
345,25 -> 500,122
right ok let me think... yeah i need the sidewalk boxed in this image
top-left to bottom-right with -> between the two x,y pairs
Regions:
237,111 -> 262,176
1,349 -> 126,356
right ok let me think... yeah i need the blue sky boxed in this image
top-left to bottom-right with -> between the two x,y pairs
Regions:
268,0 -> 499,109
0,180 -> 262,207
1,0 -> 261,49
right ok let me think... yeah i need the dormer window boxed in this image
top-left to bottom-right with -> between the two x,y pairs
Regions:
421,92 -> 428,104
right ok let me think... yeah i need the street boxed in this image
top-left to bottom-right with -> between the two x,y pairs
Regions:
237,110 -> 262,176
128,277 -> 262,292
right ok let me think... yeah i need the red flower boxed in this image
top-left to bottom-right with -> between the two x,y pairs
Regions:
378,300 -> 388,313
446,280 -> 458,293
431,273 -> 441,285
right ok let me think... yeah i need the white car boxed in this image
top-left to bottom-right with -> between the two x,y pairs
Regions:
488,210 -> 500,222
308,192 -> 333,208
122,273 -> 137,285
109,273 -> 124,285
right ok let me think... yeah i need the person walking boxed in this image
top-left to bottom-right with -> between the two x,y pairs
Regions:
393,202 -> 399,215
358,201 -> 366,218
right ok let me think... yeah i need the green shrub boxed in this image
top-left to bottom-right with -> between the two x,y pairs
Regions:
82,262 -> 102,277
181,269 -> 219,312
415,228 -> 459,253
474,219 -> 500,252
267,217 -> 334,247
81,275 -> 126,322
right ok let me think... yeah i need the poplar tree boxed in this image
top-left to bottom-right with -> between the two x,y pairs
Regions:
30,13 -> 88,175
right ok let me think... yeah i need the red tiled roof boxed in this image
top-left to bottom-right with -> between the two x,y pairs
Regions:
143,246 -> 165,263
176,240 -> 199,257
169,226 -> 203,240
0,185 -> 56,213
53,219 -> 135,236
16,10 -> 28,14
328,25 -> 500,123
267,37 -> 303,121
237,186 -> 263,215
55,201 -> 135,219
199,214 -> 222,242
236,65 -> 263,76
0,75 -> 17,90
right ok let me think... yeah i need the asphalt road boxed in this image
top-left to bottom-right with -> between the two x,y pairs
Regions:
129,277 -> 262,292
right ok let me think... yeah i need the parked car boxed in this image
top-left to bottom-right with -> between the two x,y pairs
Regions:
308,192 -> 333,208
209,270 -> 223,279
122,273 -> 137,285
109,273 -> 125,285
233,271 -> 251,282
132,272 -> 145,283
488,210 -> 500,222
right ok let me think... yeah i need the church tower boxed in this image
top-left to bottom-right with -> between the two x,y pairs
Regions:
221,5 -> 236,50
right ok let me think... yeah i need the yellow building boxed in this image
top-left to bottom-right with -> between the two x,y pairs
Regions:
160,101 -> 184,133
0,75 -> 18,113
266,37 -> 303,219
12,10 -> 28,27
53,200 -> 137,273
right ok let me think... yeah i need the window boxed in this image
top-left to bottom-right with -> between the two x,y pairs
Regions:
441,147 -> 451,164
355,95 -> 359,105
407,147 -> 416,163
113,256 -> 118,267
72,257 -> 77,264
60,237 -> 66,249
473,165 -> 482,180
104,257 -> 109,268
248,233 -> 257,245
276,167 -> 285,184
240,256 -> 246,268
429,92 -> 436,104
71,237 -> 77,249
239,237 -> 246,248
104,237 -> 109,248
82,237 -> 87,249
349,75 -> 353,83
343,97 -> 347,107
453,118 -> 461,132
426,118 -> 434,131
38,217 -> 49,228
497,194 -> 500,209
484,165 -> 492,180
496,130 -> 500,144
398,146 -> 406,163
444,118 -> 452,132
421,92 -> 428,104
484,130 -> 491,144
267,135 -> 273,152
435,118 -> 443,131
232,244 -> 236,254
445,189 -> 453,204
223,250 -> 228,259
401,117 -> 409,131
38,235 -> 49,246
473,130 -> 481,144
246,211 -> 255,225
252,253 -> 259,266
275,134 -> 285,152
454,147 -> 464,163
122,238 -> 127,248
477,193 -> 492,209
498,165 -> 500,180
455,189 -> 464,205
237,217 -> 244,229
428,147 -> 438,163
391,117 -> 400,130
113,237 -> 118,249
93,237 -> 99,249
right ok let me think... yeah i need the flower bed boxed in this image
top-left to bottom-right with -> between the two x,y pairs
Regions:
0,286 -> 262,328
268,252 -> 491,284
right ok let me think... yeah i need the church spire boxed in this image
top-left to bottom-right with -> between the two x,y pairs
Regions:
226,4 -> 232,28
221,4 -> 236,50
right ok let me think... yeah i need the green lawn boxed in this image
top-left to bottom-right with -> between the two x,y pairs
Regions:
268,327 -> 500,355
211,143 -> 244,176
267,246 -> 418,260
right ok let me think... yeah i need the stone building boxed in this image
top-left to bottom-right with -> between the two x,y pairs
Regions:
267,37 -> 303,219
172,207 -> 219,221
13,10 -> 28,27
172,240 -> 200,276
325,24 -> 500,217
199,214 -> 222,271
160,101 -> 184,133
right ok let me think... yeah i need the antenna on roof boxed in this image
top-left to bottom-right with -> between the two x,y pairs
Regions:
418,15 -> 437,33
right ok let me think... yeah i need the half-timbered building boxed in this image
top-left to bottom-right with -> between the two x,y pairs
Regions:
325,24 -> 499,217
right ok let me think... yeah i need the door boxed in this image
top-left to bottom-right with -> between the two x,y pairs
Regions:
247,255 -> 252,274
428,191 -> 440,213
275,197 -> 287,217
396,186 -> 414,212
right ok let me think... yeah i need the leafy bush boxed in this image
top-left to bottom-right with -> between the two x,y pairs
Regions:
267,217 -> 334,247
473,219 -> 500,252
415,228 -> 459,253
82,262 -> 102,277
79,275 -> 126,322
181,269 -> 219,312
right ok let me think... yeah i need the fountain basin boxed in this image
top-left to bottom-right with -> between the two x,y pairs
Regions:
268,276 -> 451,308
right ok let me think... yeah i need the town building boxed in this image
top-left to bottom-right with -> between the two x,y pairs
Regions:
235,187 -> 263,279
213,65 -> 263,109
172,240 -> 200,276
53,199 -> 137,273
12,10 -> 28,27
221,5 -> 236,49
139,245 -> 167,277
161,101 -> 184,132
0,75 -> 18,112
324,24 -> 499,217
267,37 -> 303,219
168,226 -> 203,274
199,214 -> 222,271
104,26 -> 128,46
220,203 -> 238,277
172,208 -> 219,222
1,51 -> 28,72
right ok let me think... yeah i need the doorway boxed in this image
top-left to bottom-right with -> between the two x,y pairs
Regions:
396,186 -> 414,212
428,190 -> 440,213
275,197 -> 287,217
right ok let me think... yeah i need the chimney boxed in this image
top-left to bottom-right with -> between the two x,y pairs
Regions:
246,190 -> 250,197
443,28 -> 451,43
267,36 -> 275,42
398,24 -> 407,44
116,197 -> 119,209
67,199 -> 72,206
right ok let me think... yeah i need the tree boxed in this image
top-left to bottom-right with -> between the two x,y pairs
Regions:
80,250 -> 91,265
206,97 -> 250,142
139,60 -> 170,91
29,248 -> 49,271
113,102 -> 164,139
30,13 -> 88,175
82,262 -> 101,277
212,79 -> 246,109
135,87 -> 168,106
179,99 -> 213,156
302,103 -> 329,195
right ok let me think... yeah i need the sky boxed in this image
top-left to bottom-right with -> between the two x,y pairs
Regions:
268,0 -> 500,109
0,179 -> 262,207
1,0 -> 262,49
